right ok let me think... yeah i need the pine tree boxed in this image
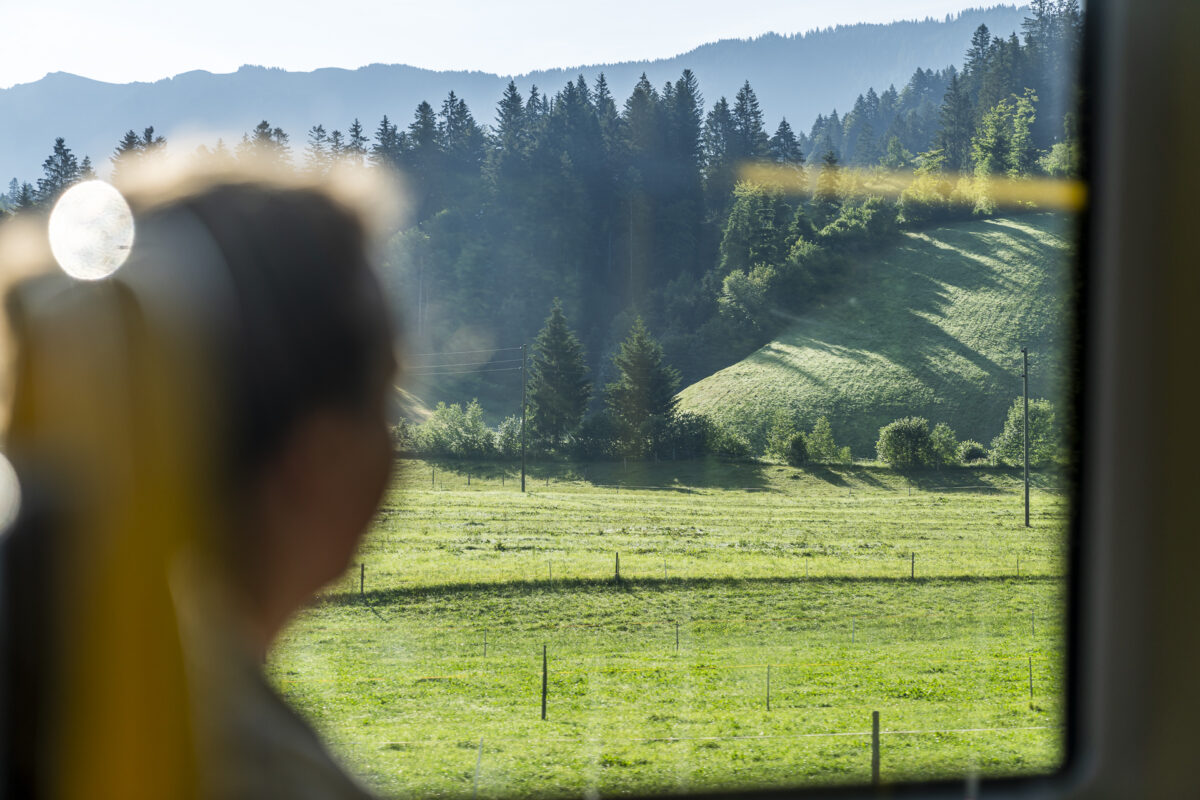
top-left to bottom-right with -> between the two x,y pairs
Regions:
370,115 -> 403,169
811,150 -> 842,227
769,118 -> 803,165
6,178 -> 18,205
16,182 -> 37,211
731,81 -> 769,161
36,137 -> 80,204
79,156 -> 95,180
238,120 -> 290,165
606,317 -> 681,455
937,72 -> 973,171
528,300 -> 591,448
327,129 -> 345,161
305,124 -> 330,173
346,118 -> 368,165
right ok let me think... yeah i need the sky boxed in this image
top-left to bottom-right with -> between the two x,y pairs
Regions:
0,1 -> 1008,90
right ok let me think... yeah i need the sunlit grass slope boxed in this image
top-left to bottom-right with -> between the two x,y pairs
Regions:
677,213 -> 1073,454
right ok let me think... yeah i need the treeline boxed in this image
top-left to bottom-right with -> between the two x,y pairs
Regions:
2,2 -> 1082,407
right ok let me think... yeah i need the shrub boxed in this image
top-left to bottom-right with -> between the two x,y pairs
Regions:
661,412 -> 711,459
785,432 -> 808,467
568,412 -> 618,460
496,415 -> 522,459
390,419 -> 415,452
931,422 -> 960,467
991,398 -> 1060,467
876,417 -> 934,469
958,439 -> 988,463
765,408 -> 798,460
413,399 -> 495,459
709,426 -> 753,461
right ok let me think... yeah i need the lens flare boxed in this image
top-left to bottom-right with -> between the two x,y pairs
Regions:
0,452 -> 21,532
48,181 -> 135,281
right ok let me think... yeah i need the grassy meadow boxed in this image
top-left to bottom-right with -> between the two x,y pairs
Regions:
677,213 -> 1073,453
268,458 -> 1068,798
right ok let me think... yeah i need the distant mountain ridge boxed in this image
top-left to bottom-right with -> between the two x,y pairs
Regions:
0,5 -> 1027,183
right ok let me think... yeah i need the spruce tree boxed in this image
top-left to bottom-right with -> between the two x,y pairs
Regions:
346,118 -> 368,165
769,118 -> 804,165
36,137 -> 80,204
731,81 -> 769,160
528,300 -> 591,448
811,150 -> 843,227
606,317 -> 680,455
937,72 -> 973,171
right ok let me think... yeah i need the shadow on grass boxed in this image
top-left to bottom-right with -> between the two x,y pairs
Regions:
410,457 -> 774,492
321,572 -> 1063,608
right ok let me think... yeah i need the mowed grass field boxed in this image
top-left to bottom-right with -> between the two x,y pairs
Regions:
677,213 -> 1074,454
268,459 -> 1069,798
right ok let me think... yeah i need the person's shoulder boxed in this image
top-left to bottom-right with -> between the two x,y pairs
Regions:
206,663 -> 377,800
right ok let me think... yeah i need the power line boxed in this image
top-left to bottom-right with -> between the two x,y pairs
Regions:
409,366 -> 524,377
409,358 -> 523,370
410,346 -> 524,358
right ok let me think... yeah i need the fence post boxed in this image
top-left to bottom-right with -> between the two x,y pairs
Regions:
615,552 -> 621,582
871,711 -> 880,785
360,563 -> 365,597
766,665 -> 771,711
473,738 -> 484,800
911,552 -> 915,579
541,645 -> 548,720
1028,656 -> 1034,703
675,621 -> 680,653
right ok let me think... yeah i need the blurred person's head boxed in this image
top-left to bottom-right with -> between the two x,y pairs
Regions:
149,179 -> 396,650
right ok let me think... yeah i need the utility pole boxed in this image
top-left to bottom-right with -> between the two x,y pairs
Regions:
1022,347 -> 1030,527
521,343 -> 527,493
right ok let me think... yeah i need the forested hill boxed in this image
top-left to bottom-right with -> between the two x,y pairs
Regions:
0,5 -> 1027,182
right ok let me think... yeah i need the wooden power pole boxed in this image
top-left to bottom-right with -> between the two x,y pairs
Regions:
1022,347 -> 1030,527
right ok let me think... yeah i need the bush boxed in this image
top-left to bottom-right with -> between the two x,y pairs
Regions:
661,412 -> 711,459
413,399 -> 495,459
496,415 -> 523,459
958,439 -> 988,463
876,417 -> 933,469
785,432 -> 808,467
568,412 -> 618,460
390,419 -> 415,452
709,426 -> 753,461
991,398 -> 1061,467
764,408 -> 798,460
931,422 -> 960,467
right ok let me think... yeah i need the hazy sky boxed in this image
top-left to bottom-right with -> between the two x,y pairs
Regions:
1,1 -> 1007,89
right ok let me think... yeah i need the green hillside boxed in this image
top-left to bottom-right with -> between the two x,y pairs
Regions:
677,213 -> 1073,455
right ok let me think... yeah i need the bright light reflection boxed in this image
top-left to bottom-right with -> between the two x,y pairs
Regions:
48,181 -> 135,281
0,453 -> 21,532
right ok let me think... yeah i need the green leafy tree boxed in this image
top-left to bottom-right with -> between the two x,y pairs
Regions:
876,417 -> 934,469
991,397 -> 1060,466
931,422 -> 960,467
605,317 -> 680,456
765,408 -> 798,460
805,416 -> 840,462
528,300 -> 591,448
